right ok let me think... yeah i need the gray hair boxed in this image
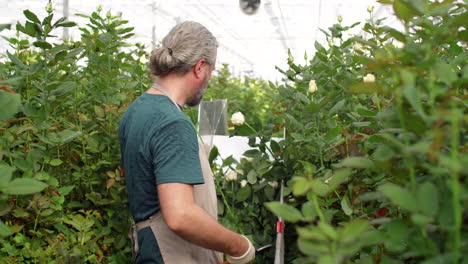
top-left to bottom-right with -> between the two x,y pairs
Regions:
149,21 -> 218,78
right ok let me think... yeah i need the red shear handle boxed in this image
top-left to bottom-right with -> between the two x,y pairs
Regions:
276,221 -> 284,233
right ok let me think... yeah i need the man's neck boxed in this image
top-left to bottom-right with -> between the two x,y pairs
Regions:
148,76 -> 192,106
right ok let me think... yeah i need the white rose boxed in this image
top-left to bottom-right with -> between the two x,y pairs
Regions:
240,180 -> 248,188
139,55 -> 148,64
308,80 -> 318,93
353,42 -> 362,50
231,112 -> 245,126
392,40 -> 405,49
363,73 -> 376,83
268,181 -> 279,189
225,171 -> 237,181
259,178 -> 266,184
287,81 -> 296,88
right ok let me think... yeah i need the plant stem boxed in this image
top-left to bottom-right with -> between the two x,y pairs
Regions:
394,72 -> 416,191
312,194 -> 325,222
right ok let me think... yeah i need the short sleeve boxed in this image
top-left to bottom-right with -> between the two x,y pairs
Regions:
150,119 -> 204,185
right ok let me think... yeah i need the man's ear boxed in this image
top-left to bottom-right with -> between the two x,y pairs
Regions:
193,58 -> 207,79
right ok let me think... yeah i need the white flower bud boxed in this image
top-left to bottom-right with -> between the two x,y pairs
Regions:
363,73 -> 376,83
287,81 -> 296,88
367,5 -> 374,13
268,181 -> 279,189
225,171 -> 237,181
259,178 -> 266,184
308,80 -> 318,93
139,55 -> 148,64
392,40 -> 405,49
353,42 -> 362,50
97,5 -> 103,12
338,15 -> 343,23
244,157 -> 254,162
46,3 -> 53,13
231,112 -> 245,126
240,180 -> 248,188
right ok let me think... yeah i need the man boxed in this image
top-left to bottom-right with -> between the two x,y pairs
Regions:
118,21 -> 255,264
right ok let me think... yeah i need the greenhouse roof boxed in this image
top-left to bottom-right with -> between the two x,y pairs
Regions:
0,0 -> 400,81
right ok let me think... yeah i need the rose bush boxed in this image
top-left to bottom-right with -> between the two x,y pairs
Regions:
212,1 -> 467,263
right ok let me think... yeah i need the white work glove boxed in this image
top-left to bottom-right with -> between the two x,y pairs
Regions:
226,235 -> 255,264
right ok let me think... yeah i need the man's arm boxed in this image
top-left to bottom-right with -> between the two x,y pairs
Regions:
157,182 -> 249,257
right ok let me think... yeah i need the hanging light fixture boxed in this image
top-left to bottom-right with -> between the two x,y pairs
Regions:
239,0 -> 261,15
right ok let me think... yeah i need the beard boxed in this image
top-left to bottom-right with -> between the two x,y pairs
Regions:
186,77 -> 209,107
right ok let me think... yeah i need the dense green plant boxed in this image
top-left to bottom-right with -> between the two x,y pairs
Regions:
0,6 -> 149,262
212,0 -> 467,263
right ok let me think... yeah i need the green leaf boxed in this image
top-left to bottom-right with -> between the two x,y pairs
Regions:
324,126 -> 342,140
310,179 -> 330,197
55,22 -> 77,28
94,106 -> 105,118
57,130 -> 82,144
208,145 -> 219,165
340,219 -> 369,243
270,139 -> 281,154
246,170 -> 257,184
434,61 -> 457,84
24,10 -> 41,24
0,165 -> 13,187
329,99 -> 346,115
338,157 -> 375,169
265,202 -> 303,223
373,145 -> 396,161
243,149 -> 261,158
341,195 -> 353,216
328,169 -> 353,191
347,82 -> 384,94
318,221 -> 337,240
0,24 -> 11,32
411,213 -> 433,225
357,108 -> 377,117
417,182 -> 438,216
6,51 -> 26,69
378,183 -> 418,212
0,220 -> 11,238
298,238 -> 329,255
302,201 -> 317,220
0,90 -> 21,121
52,81 -> 77,96
400,69 -> 426,119
393,0 -> 419,22
293,177 -> 311,196
2,178 -> 48,195
236,185 -> 251,202
297,226 -> 327,241
58,185 -> 75,196
299,161 -> 316,176
24,21 -> 38,37
0,77 -> 24,86
33,41 -> 52,49
49,159 -> 63,166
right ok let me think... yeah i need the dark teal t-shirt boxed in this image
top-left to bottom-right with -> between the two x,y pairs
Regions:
118,93 -> 204,223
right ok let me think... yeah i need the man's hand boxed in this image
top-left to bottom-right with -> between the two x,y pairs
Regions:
158,183 -> 255,258
226,235 -> 255,264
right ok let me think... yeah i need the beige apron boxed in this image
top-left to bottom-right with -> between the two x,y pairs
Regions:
129,85 -> 223,263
